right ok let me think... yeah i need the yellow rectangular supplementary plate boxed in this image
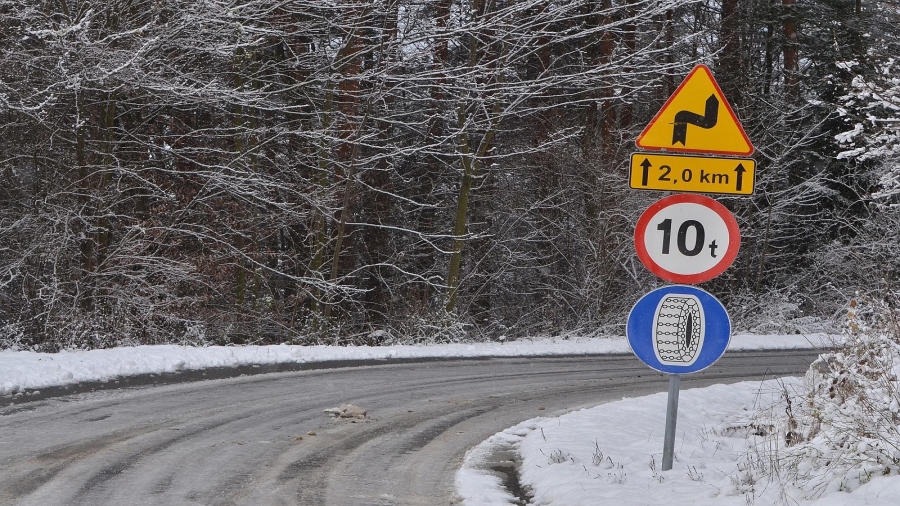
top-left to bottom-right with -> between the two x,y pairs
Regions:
629,152 -> 756,195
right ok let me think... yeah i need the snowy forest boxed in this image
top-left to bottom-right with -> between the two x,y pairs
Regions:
0,0 -> 898,350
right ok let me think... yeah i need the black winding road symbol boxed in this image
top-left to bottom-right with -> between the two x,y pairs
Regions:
672,94 -> 719,146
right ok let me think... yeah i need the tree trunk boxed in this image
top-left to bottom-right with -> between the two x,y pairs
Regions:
720,0 -> 743,106
783,0 -> 799,98
763,0 -> 777,96
445,0 -> 497,312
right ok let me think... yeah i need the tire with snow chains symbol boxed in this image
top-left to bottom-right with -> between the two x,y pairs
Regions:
627,285 -> 731,374
653,294 -> 704,366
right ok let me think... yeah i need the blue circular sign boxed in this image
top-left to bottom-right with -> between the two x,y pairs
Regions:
626,285 -> 731,374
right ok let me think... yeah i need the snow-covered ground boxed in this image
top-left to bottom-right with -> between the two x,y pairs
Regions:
5,332 -> 881,505
0,333 -> 829,396
456,378 -> 900,506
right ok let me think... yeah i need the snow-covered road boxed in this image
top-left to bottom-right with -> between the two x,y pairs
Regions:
0,334 -> 829,400
0,349 -> 818,505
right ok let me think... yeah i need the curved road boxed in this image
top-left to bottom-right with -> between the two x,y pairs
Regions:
0,350 -> 819,506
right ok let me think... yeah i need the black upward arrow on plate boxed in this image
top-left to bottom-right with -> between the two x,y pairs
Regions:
640,158 -> 653,186
734,163 -> 747,192
672,94 -> 719,146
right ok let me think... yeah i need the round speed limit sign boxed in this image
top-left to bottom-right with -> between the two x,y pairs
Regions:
635,194 -> 740,284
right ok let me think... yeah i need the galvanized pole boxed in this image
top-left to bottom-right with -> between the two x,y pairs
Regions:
662,374 -> 681,471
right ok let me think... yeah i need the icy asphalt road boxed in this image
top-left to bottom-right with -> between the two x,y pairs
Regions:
0,351 -> 819,506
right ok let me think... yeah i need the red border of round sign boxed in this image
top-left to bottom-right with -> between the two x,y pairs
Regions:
634,194 -> 740,284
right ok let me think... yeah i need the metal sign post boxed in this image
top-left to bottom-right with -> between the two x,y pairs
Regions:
662,374 -> 681,471
628,64 -> 752,473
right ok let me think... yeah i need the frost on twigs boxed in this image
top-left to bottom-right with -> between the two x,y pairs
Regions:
324,403 -> 368,420
734,294 -> 900,501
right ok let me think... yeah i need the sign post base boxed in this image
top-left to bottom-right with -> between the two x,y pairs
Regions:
662,374 -> 681,471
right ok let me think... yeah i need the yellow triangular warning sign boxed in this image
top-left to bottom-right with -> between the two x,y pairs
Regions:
636,65 -> 754,156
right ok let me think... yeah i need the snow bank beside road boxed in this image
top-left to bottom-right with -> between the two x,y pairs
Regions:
0,334 -> 832,396
457,378 -> 900,506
